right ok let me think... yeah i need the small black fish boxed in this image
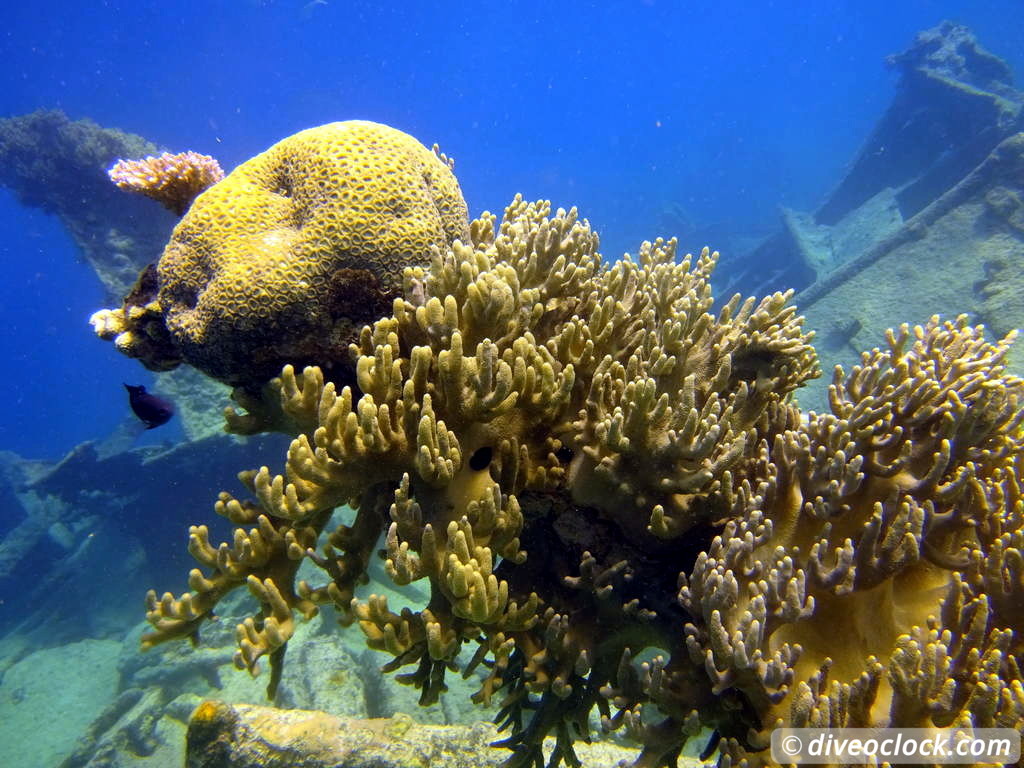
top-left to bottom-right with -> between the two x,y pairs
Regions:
125,384 -> 175,429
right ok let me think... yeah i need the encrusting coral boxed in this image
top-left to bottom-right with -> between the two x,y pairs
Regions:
91,262 -> 184,372
92,120 -> 470,388
127,129 -> 1024,767
107,150 -> 225,216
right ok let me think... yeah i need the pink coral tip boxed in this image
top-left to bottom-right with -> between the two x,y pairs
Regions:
108,150 -> 225,216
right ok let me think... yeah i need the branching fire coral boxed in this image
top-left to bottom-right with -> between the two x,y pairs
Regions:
138,192 -> 1024,768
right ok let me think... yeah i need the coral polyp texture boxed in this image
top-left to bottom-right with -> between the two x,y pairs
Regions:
93,120 -> 470,387
108,150 -> 225,216
137,192 -> 1024,767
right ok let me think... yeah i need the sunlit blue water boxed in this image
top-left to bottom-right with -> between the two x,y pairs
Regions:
0,4 -> 1022,766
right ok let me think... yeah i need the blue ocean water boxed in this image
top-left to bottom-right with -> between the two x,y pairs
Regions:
0,4 -> 1023,766
1,0 -> 1021,460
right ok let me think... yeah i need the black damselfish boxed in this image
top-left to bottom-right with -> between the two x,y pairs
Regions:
124,384 -> 174,429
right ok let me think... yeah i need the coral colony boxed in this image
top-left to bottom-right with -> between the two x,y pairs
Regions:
94,121 -> 1024,767
108,151 -> 224,216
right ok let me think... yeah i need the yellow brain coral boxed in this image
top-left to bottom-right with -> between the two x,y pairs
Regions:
154,120 -> 469,386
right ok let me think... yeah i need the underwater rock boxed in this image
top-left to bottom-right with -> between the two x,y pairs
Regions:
732,21 -> 1024,298
0,451 -> 29,539
798,130 -> 1024,412
0,638 -> 121,768
743,22 -> 1024,414
0,449 -> 129,639
0,431 -> 288,649
271,635 -> 367,718
0,449 -> 64,582
55,687 -> 187,768
185,701 -> 681,768
27,432 -> 288,560
817,20 -> 1023,225
59,601 -> 374,768
118,619 -> 237,701
154,367 -> 232,442
0,498 -> 47,582
24,522 -> 147,641
0,109 -> 175,304
780,187 -> 904,280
